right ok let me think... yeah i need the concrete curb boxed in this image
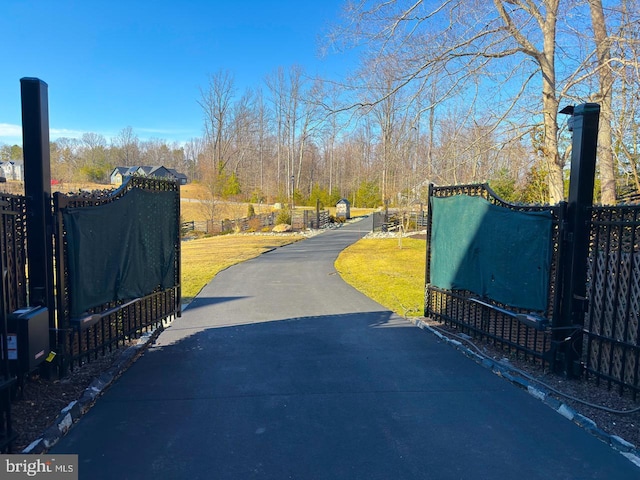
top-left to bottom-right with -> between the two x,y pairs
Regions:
22,329 -> 161,454
407,316 -> 640,468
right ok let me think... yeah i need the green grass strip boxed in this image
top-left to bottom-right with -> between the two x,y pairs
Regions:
335,238 -> 426,317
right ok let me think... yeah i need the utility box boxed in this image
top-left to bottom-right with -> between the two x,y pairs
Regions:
7,306 -> 49,374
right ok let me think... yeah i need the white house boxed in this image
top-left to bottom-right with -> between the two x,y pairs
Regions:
0,161 -> 24,181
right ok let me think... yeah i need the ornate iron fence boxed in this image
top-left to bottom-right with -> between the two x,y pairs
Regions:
425,183 -> 565,364
53,176 -> 181,374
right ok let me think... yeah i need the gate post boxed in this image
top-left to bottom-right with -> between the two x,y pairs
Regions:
20,78 -> 56,343
555,103 -> 600,376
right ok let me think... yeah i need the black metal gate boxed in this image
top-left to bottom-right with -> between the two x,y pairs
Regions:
53,176 -> 181,374
424,183 -> 564,364
424,105 -> 640,398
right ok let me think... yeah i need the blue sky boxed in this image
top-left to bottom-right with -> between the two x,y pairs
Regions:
0,0 -> 353,146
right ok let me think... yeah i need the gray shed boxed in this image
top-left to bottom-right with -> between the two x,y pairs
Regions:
336,198 -> 351,219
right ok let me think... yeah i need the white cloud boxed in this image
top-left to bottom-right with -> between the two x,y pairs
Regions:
0,123 -> 22,138
0,123 -> 198,146
49,128 -> 87,139
0,124 -> 91,144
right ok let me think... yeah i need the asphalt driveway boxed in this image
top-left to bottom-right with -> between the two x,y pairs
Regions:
51,217 -> 640,479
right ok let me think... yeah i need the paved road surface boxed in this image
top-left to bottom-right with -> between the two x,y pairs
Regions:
51,217 -> 640,479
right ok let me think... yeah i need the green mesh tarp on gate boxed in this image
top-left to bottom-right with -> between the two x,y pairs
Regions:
430,195 -> 553,311
63,187 -> 178,317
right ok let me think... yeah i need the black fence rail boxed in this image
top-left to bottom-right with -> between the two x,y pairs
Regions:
54,177 -> 181,373
186,209 -> 330,235
373,210 -> 427,232
208,213 -> 276,234
413,211 -> 428,228
583,205 -> 640,398
425,183 -> 564,364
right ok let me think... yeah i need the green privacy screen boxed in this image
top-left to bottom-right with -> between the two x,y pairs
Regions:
430,195 -> 553,311
63,187 -> 178,317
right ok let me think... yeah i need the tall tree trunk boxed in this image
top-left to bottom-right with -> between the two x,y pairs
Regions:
495,0 -> 562,203
589,0 -> 617,205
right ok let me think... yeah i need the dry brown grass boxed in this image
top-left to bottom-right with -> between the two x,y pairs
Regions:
178,182 -> 207,199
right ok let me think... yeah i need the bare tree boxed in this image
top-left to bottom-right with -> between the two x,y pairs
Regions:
265,65 -> 310,200
184,137 -> 205,182
195,160 -> 218,231
358,55 -> 412,203
50,138 -> 79,184
78,133 -> 110,181
493,0 -> 563,202
254,89 -> 270,198
265,67 -> 287,197
613,0 -> 640,195
230,89 -> 257,182
199,70 -> 236,172
113,126 -> 139,166
331,1 -> 568,202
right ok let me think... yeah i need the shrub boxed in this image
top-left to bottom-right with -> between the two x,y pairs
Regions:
275,208 -> 291,225
249,190 -> 265,204
247,203 -> 256,218
248,216 -> 262,231
355,180 -> 381,208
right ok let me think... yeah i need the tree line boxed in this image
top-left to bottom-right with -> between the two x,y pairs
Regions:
2,1 -> 639,209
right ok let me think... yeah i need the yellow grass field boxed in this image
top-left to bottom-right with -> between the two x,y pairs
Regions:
180,199 -> 275,223
335,238 -> 426,317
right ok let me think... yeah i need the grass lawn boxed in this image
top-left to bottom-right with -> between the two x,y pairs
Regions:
181,234 -> 303,303
335,238 -> 427,316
